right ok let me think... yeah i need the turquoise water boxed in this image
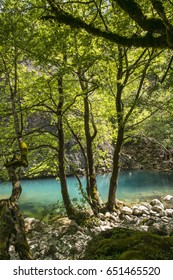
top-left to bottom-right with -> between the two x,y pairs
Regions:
0,170 -> 173,211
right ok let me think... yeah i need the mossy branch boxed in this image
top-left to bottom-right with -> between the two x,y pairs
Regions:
46,0 -> 170,49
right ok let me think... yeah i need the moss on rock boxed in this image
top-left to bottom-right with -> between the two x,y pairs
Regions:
83,227 -> 173,260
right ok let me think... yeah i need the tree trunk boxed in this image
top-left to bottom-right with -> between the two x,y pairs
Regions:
0,167 -> 32,260
77,66 -> 103,213
83,95 -> 102,213
106,46 -> 125,211
107,126 -> 124,211
58,118 -> 77,218
57,77 -> 77,219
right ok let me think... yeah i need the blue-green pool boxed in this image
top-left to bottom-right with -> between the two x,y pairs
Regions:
1,170 -> 173,210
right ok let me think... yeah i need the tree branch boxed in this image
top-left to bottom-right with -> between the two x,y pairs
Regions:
114,0 -> 166,34
46,0 -> 170,49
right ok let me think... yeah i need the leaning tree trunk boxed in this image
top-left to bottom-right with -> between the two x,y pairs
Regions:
0,167 -> 32,260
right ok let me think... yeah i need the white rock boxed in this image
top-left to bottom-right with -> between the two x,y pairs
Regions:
150,210 -> 157,215
92,227 -> 102,233
140,225 -> 149,231
152,205 -> 164,213
124,215 -> 133,222
25,218 -> 44,232
121,206 -> 133,215
56,217 -> 71,225
132,207 -> 142,216
161,217 -> 170,223
109,222 -> 115,227
138,205 -> 150,215
110,215 -> 119,223
100,225 -> 112,231
112,212 -> 118,217
98,213 -> 105,220
105,212 -> 111,218
100,220 -> 107,226
30,244 -> 39,251
141,202 -> 151,209
25,217 -> 36,224
155,213 -> 161,217
150,199 -> 164,209
142,213 -> 147,217
165,209 -> 173,217
162,195 -> 173,201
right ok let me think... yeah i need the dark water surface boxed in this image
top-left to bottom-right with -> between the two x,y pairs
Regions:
0,170 -> 173,212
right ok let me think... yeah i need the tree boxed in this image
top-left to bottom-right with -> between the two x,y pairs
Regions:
105,46 -> 157,210
46,0 -> 173,49
71,31 -> 103,213
0,143 -> 32,260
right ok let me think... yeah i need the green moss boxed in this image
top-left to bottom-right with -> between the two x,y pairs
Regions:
83,228 -> 173,260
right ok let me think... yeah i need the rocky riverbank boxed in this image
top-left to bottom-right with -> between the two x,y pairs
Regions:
10,195 -> 173,260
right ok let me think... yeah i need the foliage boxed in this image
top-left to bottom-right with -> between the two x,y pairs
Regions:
83,227 -> 173,260
46,0 -> 173,48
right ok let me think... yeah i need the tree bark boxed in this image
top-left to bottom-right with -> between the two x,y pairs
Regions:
57,77 -> 77,219
107,46 -> 125,211
84,95 -> 102,213
0,167 -> 32,260
107,126 -> 124,211
77,70 -> 103,214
